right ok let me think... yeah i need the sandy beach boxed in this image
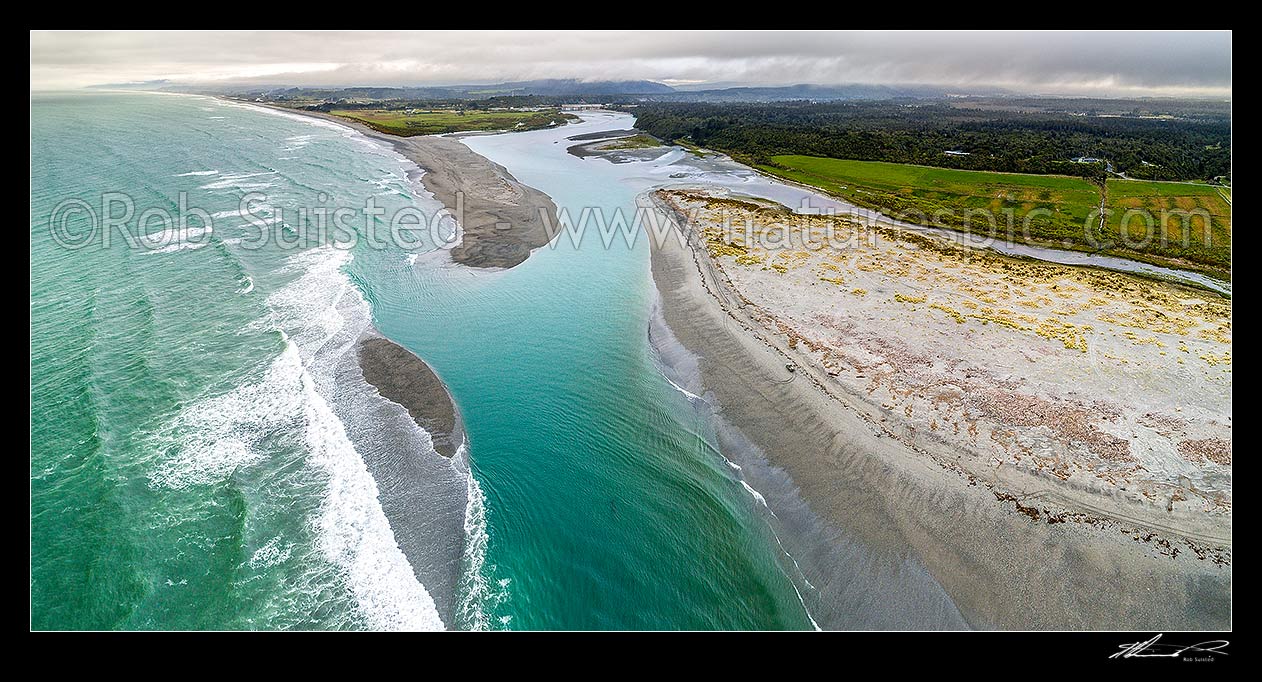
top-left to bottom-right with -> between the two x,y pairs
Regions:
255,104 -> 560,269
646,189 -> 1231,629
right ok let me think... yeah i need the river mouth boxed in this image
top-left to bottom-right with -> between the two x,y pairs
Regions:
455,110 -> 1227,629
30,96 -> 1228,631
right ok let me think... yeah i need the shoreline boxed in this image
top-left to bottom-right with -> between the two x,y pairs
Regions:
235,100 -> 1229,628
236,99 -> 491,626
343,328 -> 470,625
240,101 -> 560,270
644,190 -> 1231,629
240,99 -> 485,623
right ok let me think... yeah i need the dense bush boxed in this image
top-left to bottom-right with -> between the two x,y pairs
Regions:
629,101 -> 1231,182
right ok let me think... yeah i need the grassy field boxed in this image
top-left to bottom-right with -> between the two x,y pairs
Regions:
329,108 -> 576,136
1104,179 -> 1231,271
759,155 -> 1230,275
600,133 -> 662,150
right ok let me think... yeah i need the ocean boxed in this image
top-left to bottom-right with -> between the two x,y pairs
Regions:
30,92 -> 819,630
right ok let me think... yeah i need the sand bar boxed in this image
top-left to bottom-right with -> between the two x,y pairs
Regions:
255,104 -> 560,269
358,336 -> 463,457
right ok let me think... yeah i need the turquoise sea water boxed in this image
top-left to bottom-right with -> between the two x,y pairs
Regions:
30,92 -> 817,629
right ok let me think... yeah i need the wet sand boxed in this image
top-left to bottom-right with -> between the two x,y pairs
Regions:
358,336 -> 462,457
256,104 -> 559,269
645,192 -> 1231,629
343,331 -> 469,623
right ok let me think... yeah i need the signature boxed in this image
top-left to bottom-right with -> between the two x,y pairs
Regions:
1111,634 -> 1230,660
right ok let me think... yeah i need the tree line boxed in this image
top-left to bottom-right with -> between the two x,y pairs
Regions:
626,101 -> 1231,182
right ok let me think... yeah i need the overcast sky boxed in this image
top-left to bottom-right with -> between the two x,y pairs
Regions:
30,30 -> 1232,97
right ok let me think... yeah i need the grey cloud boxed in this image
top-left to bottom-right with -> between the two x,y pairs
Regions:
30,30 -> 1231,96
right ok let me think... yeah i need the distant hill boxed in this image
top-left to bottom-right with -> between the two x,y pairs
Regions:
171,80 -> 676,100
149,79 -> 1012,103
87,79 -> 173,90
466,79 -> 675,96
655,83 -> 987,102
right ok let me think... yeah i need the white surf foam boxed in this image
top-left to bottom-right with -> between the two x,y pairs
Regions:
149,242 -> 447,631
248,535 -> 294,570
147,339 -> 307,490
268,248 -> 446,631
259,247 -> 353,360
139,225 -> 214,255
452,444 -> 509,630
297,336 -> 445,631
226,100 -> 452,249
739,480 -> 768,507
218,99 -> 349,135
662,373 -> 704,403
142,241 -> 211,255
199,171 -> 278,191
